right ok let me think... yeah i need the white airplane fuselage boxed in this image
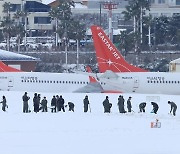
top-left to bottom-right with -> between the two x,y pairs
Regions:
97,71 -> 180,95
0,72 -> 90,93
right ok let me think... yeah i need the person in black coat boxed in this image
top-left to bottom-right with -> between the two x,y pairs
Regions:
22,92 -> 30,113
127,97 -> 132,112
33,93 -> 39,113
103,96 -> 112,113
139,102 -> 146,113
41,97 -> 48,112
83,95 -> 90,112
51,96 -> 57,113
168,101 -> 177,116
117,95 -> 126,113
68,102 -> 75,112
151,102 -> 159,114
0,96 -> 7,112
58,95 -> 65,112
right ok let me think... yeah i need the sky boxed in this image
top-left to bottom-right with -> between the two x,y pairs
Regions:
0,91 -> 179,154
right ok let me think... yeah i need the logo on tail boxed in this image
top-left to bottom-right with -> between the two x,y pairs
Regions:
91,25 -> 147,73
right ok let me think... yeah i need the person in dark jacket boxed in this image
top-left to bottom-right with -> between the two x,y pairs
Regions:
68,102 -> 75,112
151,102 -> 159,114
127,97 -> 132,112
139,102 -> 146,113
117,95 -> 126,113
22,92 -> 30,113
168,101 -> 177,116
58,95 -> 65,112
83,95 -> 90,112
103,96 -> 112,113
41,97 -> 48,112
56,95 -> 60,111
51,96 -> 56,113
0,96 -> 7,112
33,93 -> 39,113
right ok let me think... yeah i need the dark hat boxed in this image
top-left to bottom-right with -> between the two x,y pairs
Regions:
25,92 -> 27,94
106,96 -> 109,99
85,95 -> 88,98
168,101 -> 171,104
129,96 -> 132,98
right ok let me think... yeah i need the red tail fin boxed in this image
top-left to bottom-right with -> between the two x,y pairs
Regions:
91,25 -> 147,72
0,61 -> 22,72
86,66 -> 97,83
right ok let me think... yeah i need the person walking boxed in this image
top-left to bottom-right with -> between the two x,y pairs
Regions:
168,101 -> 177,116
0,96 -> 7,112
41,97 -> 48,112
51,95 -> 56,113
22,92 -> 30,113
151,102 -> 159,114
139,102 -> 146,113
103,96 -> 112,113
127,97 -> 132,112
117,95 -> 126,113
83,95 -> 90,112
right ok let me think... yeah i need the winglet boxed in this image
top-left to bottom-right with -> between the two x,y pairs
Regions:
86,66 -> 97,83
91,25 -> 147,73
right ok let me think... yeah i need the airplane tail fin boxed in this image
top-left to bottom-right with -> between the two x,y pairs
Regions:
0,61 -> 22,72
91,25 -> 147,72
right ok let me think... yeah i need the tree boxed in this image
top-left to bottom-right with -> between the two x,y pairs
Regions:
49,0 -> 75,48
1,2 -> 14,51
13,10 -> 26,52
122,0 -> 150,52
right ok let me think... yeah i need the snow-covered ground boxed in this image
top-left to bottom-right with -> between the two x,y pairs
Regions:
0,91 -> 179,154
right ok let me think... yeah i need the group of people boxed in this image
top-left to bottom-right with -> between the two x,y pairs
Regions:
0,93 -> 177,116
22,92 -> 91,113
103,95 -> 177,116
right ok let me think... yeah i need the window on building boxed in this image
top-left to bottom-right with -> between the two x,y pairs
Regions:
158,0 -> 165,4
150,0 -> 155,4
34,17 -> 51,24
10,4 -> 21,12
176,0 -> 180,5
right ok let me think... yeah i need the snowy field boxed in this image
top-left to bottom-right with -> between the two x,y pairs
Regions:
0,91 -> 179,154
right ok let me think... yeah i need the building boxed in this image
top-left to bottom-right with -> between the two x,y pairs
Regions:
0,0 -> 52,37
1,0 -> 180,37
0,49 -> 40,71
169,58 -> 180,72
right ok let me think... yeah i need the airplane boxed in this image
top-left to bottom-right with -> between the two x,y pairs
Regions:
91,25 -> 180,95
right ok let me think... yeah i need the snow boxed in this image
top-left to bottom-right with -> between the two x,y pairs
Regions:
0,91 -> 179,154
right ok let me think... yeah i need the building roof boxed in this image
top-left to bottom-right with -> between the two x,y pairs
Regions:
170,58 -> 180,64
0,49 -> 40,62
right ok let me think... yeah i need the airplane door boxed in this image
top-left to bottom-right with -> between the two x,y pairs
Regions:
133,77 -> 139,88
8,77 -> 14,88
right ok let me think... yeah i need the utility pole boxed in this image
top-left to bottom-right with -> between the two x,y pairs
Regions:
103,1 -> 118,42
